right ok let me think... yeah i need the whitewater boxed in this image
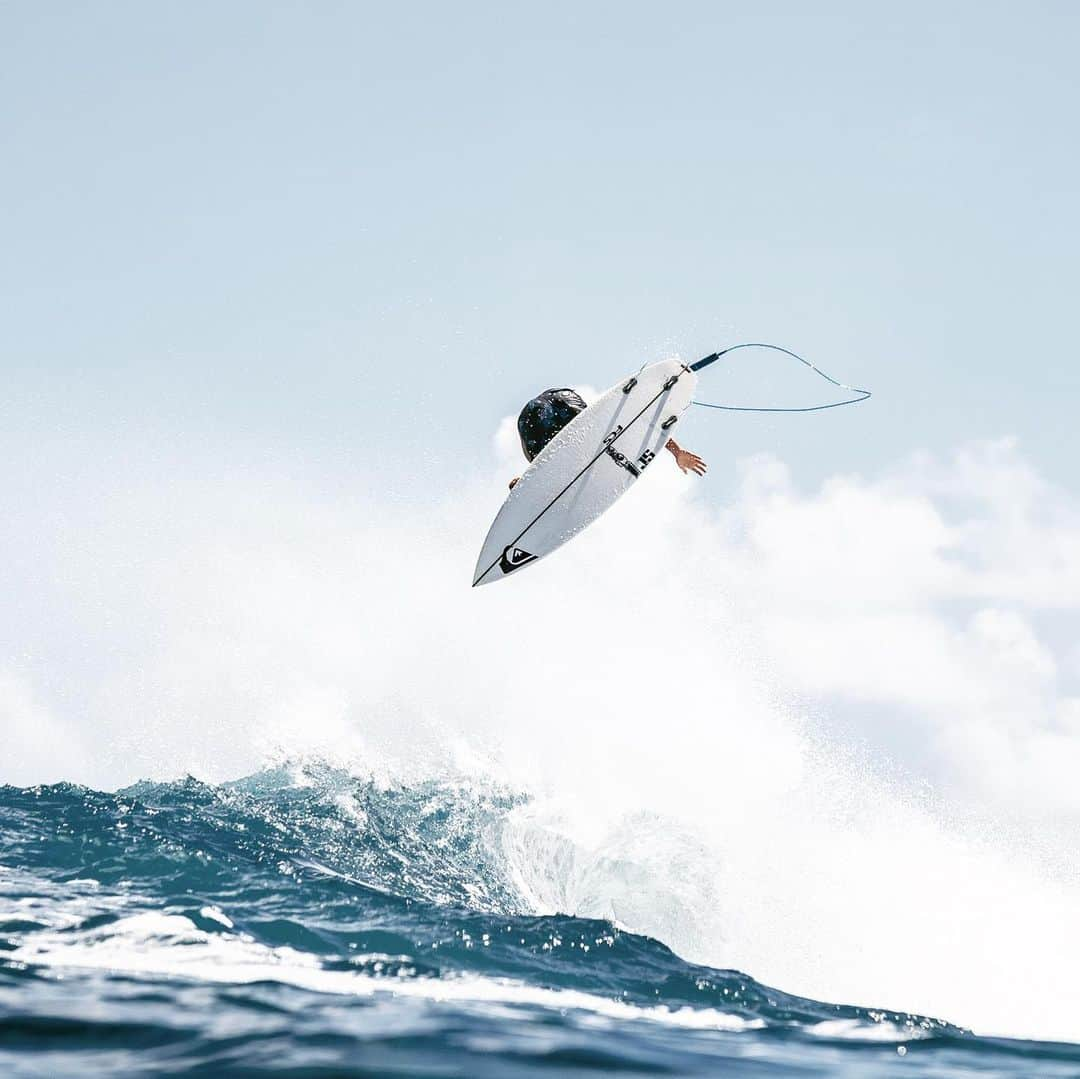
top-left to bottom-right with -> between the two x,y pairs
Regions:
3,423 -> 1079,1076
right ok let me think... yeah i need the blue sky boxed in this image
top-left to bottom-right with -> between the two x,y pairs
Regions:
3,1 -> 1078,494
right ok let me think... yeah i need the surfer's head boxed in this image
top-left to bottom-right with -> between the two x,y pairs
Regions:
517,388 -> 586,461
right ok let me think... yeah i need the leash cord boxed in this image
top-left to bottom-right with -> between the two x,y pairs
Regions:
689,343 -> 871,413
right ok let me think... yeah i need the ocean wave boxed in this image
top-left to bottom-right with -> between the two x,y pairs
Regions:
2,765 -> 1078,1077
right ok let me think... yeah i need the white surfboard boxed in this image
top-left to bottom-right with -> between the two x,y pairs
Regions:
473,359 -> 698,586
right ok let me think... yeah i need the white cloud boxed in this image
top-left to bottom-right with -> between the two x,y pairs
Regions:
706,442 -> 1080,820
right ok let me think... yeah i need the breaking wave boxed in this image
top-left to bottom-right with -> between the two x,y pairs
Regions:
3,764 -> 1078,1077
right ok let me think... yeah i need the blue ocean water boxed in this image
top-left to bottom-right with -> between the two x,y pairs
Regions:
1,765 -> 1076,1078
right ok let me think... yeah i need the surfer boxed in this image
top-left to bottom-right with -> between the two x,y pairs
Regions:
509,387 -> 706,489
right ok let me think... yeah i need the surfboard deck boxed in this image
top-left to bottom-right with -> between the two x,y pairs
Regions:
473,359 -> 698,586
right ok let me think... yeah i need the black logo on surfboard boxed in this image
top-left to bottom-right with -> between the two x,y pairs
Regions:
499,545 -> 538,575
605,441 -> 656,478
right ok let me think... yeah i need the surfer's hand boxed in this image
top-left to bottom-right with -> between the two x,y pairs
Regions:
675,450 -> 706,476
666,440 -> 706,476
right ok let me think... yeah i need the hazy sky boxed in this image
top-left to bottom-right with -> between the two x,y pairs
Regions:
3,1 -> 1078,494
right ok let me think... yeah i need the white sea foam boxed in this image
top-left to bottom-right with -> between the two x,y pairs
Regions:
10,908 -> 762,1034
1,428 -> 1078,1042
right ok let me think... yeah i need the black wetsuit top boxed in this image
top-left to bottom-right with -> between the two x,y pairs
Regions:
517,388 -> 587,462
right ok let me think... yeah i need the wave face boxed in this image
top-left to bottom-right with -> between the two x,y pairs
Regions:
1,765 -> 1076,1078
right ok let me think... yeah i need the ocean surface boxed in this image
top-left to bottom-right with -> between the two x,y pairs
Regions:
1,764 -> 1076,1078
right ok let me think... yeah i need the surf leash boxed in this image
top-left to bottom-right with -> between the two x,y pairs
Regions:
689,343 -> 871,413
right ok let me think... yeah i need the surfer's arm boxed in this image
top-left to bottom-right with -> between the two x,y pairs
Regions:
665,439 -> 706,476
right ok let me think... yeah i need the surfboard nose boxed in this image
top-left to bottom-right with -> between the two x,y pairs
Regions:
471,559 -> 495,587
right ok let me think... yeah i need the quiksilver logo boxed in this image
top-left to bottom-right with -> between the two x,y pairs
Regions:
500,545 -> 538,574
